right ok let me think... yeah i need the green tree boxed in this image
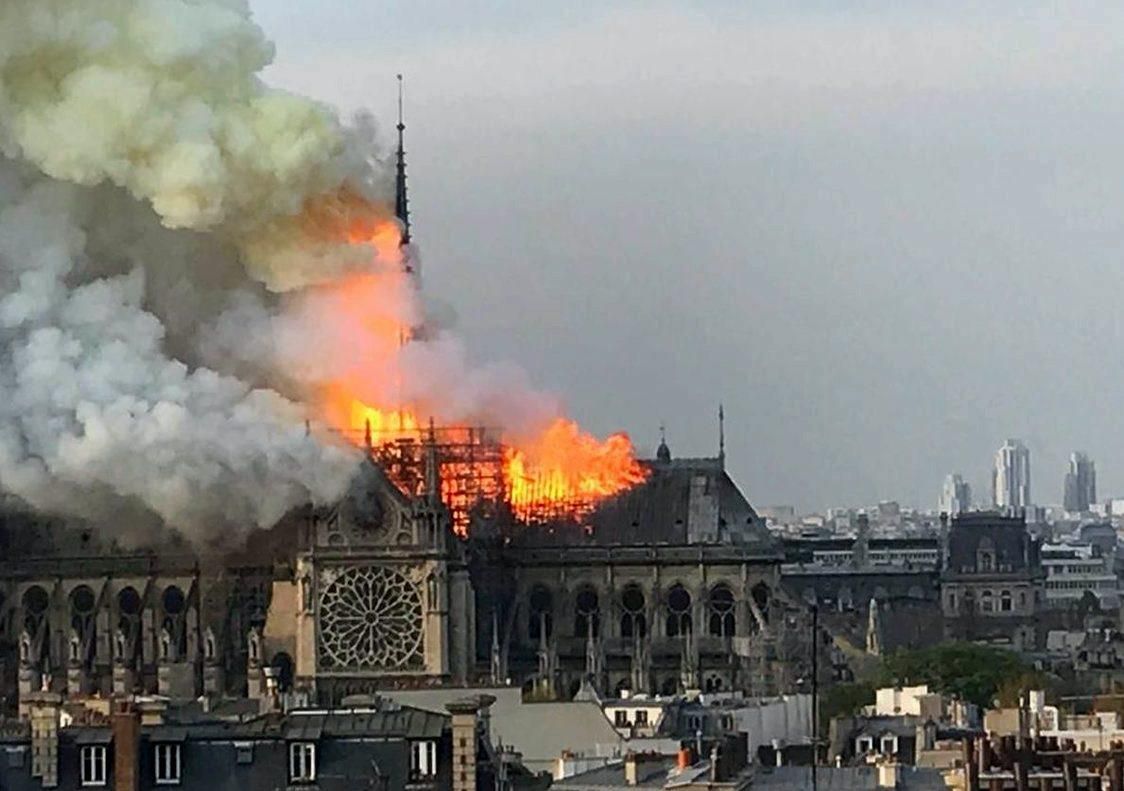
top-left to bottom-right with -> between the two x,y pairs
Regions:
876,642 -> 1033,708
819,681 -> 876,737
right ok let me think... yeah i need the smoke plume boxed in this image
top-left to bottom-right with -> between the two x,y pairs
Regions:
0,0 -> 639,544
0,0 -> 386,541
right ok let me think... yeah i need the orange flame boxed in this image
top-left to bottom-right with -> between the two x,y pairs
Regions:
504,419 -> 648,518
316,217 -> 648,530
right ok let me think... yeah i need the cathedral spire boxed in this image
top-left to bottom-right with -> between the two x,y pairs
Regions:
718,403 -> 725,468
395,74 -> 411,247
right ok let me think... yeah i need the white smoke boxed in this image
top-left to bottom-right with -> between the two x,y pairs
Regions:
0,160 -> 361,543
0,0 -> 634,543
0,0 -> 389,292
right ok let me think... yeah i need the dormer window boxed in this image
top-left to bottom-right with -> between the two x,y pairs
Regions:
410,740 -> 438,779
154,743 -> 182,785
978,551 -> 994,572
80,745 -> 107,786
289,742 -> 316,784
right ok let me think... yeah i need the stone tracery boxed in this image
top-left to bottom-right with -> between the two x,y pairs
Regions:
318,566 -> 424,670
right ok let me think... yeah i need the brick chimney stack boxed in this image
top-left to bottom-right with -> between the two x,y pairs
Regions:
112,698 -> 141,791
27,691 -> 62,788
446,695 -> 496,791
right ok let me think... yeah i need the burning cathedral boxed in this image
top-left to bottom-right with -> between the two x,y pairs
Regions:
0,3 -> 814,715
0,421 -> 803,712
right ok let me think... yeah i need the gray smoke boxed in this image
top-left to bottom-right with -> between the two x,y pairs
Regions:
0,160 -> 363,543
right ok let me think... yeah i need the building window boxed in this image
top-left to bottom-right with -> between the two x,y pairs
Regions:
528,587 -> 553,642
614,710 -> 629,727
1000,590 -> 1012,612
234,742 -> 254,765
947,592 -> 956,611
635,710 -> 649,726
981,590 -> 994,613
620,585 -> 647,639
856,737 -> 873,754
978,551 -> 994,572
666,585 -> 692,637
880,736 -> 897,755
289,742 -> 316,783
80,745 -> 107,786
708,584 -> 736,637
154,743 -> 181,785
574,588 -> 600,638
410,740 -> 438,779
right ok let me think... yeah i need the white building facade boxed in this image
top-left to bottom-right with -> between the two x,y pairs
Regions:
993,439 -> 1031,511
1041,542 -> 1118,608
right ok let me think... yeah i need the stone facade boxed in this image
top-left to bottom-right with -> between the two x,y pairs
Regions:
941,511 -> 1044,650
290,461 -> 476,702
0,554 -> 272,710
0,448 -> 828,713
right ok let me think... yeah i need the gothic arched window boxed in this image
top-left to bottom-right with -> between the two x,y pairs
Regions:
574,588 -> 600,638
528,586 -> 553,642
162,585 -> 187,656
709,584 -> 736,637
22,585 -> 49,645
751,583 -> 770,624
620,585 -> 646,638
666,585 -> 692,637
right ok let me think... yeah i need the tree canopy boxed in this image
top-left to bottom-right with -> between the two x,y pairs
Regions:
875,642 -> 1042,708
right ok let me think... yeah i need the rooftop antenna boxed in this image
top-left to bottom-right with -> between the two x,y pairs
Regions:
395,74 -> 411,248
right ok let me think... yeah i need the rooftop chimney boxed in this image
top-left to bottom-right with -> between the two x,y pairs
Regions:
624,753 -> 639,786
112,698 -> 141,791
27,691 -> 62,788
446,695 -> 495,791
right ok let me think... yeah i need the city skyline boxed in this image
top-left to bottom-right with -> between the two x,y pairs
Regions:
765,439 -> 1111,516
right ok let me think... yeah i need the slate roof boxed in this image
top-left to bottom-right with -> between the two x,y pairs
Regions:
555,758 -> 678,789
383,687 -> 624,774
3,706 -> 450,747
944,512 -> 1040,579
514,456 -> 777,551
750,766 -> 946,789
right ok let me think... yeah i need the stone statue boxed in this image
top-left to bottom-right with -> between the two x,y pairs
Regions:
18,630 -> 32,666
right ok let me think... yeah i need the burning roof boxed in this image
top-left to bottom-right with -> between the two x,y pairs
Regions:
0,0 -> 646,544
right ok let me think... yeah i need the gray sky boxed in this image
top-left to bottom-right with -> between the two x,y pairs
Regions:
254,0 -> 1124,514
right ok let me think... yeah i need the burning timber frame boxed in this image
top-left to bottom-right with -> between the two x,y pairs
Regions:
349,423 -> 601,533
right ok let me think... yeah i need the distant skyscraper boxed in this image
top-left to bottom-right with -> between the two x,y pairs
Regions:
1063,452 -> 1096,513
993,439 -> 1031,511
940,473 -> 972,515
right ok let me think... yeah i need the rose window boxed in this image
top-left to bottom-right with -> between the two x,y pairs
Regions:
318,566 -> 424,670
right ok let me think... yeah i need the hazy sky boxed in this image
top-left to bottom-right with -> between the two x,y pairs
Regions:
254,1 -> 1124,513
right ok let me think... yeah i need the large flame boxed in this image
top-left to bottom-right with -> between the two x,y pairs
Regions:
316,218 -> 649,530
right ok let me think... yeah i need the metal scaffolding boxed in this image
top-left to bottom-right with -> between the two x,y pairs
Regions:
340,423 -> 596,534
